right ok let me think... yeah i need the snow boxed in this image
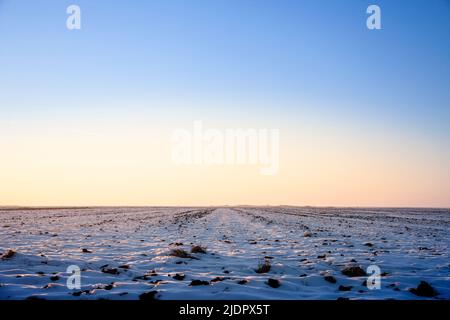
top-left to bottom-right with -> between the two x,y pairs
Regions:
0,207 -> 448,300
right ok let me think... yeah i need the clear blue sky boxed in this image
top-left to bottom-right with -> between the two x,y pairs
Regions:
1,0 -> 449,124
0,1 -> 449,206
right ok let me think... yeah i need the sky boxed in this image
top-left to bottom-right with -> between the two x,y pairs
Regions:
0,0 -> 449,207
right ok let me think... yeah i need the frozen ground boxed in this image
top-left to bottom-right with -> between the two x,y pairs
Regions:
0,207 -> 448,300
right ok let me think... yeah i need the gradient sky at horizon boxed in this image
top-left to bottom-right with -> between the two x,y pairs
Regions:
0,0 -> 449,207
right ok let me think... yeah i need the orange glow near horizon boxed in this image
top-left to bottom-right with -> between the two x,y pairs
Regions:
1,115 -> 449,208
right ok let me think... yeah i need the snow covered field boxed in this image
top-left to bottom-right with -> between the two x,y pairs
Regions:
0,207 -> 448,300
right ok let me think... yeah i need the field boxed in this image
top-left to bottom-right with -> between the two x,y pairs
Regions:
0,207 -> 448,300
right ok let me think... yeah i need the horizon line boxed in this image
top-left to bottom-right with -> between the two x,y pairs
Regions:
1,205 -> 449,210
